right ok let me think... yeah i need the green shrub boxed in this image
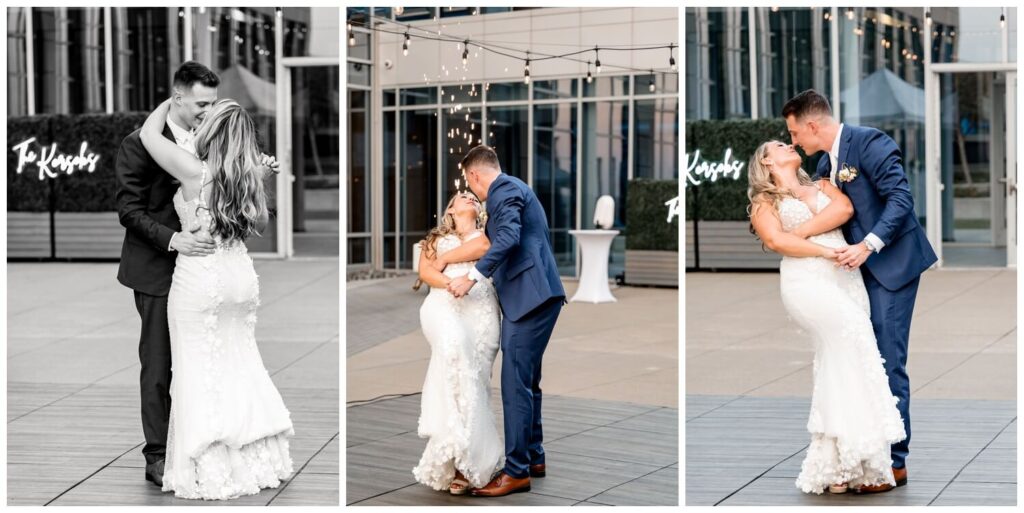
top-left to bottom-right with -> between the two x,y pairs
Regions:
685,119 -> 824,221
8,112 -> 147,212
626,179 -> 679,251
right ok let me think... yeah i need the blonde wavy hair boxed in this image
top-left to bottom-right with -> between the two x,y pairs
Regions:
746,140 -> 814,236
421,192 -> 485,260
193,99 -> 269,243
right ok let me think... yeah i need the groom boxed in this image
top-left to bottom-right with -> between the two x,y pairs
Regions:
115,61 -> 220,487
782,90 -> 938,493
449,145 -> 566,497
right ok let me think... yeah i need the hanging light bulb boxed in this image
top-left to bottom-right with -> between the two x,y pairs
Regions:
275,7 -> 283,18
1000,11 -> 1006,29
846,8 -> 854,20
348,29 -> 356,47
403,31 -> 410,56
586,61 -> 593,83
462,41 -> 469,65
524,58 -> 531,84
669,44 -> 677,71
648,71 -> 656,93
595,46 -> 601,73
925,9 -> 931,25
394,7 -> 404,16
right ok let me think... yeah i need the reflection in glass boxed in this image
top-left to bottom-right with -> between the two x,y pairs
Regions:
347,89 -> 369,263
634,97 -> 679,180
486,105 -> 528,181
534,103 -> 577,275
400,109 -> 438,268
487,80 -> 528,102
33,7 -> 107,114
582,100 -> 627,277
111,8 -> 184,112
534,78 -> 576,100
635,72 -> 679,95
291,66 -> 339,257
442,106 -> 482,199
384,111 -> 396,268
686,7 -> 750,119
755,7 -> 830,117
583,75 -> 630,97
8,8 -> 29,116
283,7 -> 339,58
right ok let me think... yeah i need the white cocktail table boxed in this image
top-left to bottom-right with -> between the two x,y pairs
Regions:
568,229 -> 620,303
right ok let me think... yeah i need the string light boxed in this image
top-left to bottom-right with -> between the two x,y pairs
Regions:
846,8 -> 854,21
462,40 -> 469,65
403,30 -> 410,56
1000,11 -> 1006,29
275,7 -> 283,18
524,56 -> 531,84
925,9 -> 931,25
669,43 -> 676,71
648,70 -> 655,92
348,28 -> 356,47
595,46 -> 601,73
586,60 -> 593,83
393,7 -> 404,16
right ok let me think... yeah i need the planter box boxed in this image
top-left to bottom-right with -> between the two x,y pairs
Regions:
688,220 -> 781,270
7,212 -> 51,258
625,250 -> 678,287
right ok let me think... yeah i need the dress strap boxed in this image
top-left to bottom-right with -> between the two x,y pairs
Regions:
198,161 -> 208,207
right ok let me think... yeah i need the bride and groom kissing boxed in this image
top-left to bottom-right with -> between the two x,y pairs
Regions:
411,145 -> 567,497
116,61 -> 293,500
749,89 -> 938,495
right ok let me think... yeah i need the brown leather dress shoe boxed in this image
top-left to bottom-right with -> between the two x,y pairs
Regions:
469,471 -> 531,497
530,463 -> 546,478
855,466 -> 907,494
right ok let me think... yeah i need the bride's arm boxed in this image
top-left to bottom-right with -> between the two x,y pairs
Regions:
418,242 -> 452,289
139,98 -> 203,185
751,201 -> 838,259
433,232 -> 490,270
790,180 -> 854,238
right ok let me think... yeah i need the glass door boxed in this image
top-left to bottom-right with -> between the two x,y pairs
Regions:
283,64 -> 340,257
936,70 -> 1016,267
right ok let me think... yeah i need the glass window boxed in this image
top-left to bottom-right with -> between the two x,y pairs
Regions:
440,7 -> 475,19
33,7 -> 107,114
582,100 -> 628,277
442,106 -> 482,199
635,72 -> 679,95
383,111 -> 397,268
396,7 -> 435,22
111,7 -> 184,112
440,83 -> 482,104
348,61 -> 370,86
583,74 -> 630,97
534,103 -> 578,275
348,89 -> 370,238
634,97 -> 679,181
284,7 -> 339,58
401,86 -> 437,105
930,7 -> 1012,64
348,29 -> 370,60
486,105 -> 528,180
756,7 -> 831,118
686,7 -> 750,119
534,78 -> 577,100
486,80 -> 528,102
400,109 -> 438,268
192,7 -> 277,82
383,89 -> 396,106
8,7 -> 29,116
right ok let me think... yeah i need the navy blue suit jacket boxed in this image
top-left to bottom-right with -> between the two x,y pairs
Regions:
816,125 -> 937,291
474,174 -> 566,322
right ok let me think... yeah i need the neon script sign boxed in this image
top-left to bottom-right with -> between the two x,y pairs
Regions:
665,196 -> 681,223
685,148 -> 744,186
12,137 -> 101,181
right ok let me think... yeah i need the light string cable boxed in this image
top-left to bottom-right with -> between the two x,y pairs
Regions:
349,15 -> 679,77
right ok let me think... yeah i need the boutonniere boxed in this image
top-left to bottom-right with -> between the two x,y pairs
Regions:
479,211 -> 488,224
838,163 -> 859,183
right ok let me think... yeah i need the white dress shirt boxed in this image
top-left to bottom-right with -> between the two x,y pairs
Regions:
829,123 -> 884,253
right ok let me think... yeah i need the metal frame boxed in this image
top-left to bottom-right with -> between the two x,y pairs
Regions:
375,71 -> 677,273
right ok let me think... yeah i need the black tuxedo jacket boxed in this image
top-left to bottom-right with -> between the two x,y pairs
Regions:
116,125 -> 182,296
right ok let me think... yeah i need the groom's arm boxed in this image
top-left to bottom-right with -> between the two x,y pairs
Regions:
858,130 -> 914,249
115,134 -> 176,252
470,182 -> 524,282
791,180 -> 854,238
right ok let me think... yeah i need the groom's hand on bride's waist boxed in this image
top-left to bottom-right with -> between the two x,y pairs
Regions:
834,242 -> 870,270
170,230 -> 216,256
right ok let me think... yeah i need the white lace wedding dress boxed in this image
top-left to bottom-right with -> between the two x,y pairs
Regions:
163,164 -> 294,500
413,231 -> 504,490
777,188 -> 906,494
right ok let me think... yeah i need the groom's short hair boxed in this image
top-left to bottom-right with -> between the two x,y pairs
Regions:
782,89 -> 832,121
173,61 -> 220,90
460,145 -> 500,173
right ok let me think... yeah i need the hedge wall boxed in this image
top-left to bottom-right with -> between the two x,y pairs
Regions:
685,118 -> 824,221
626,179 -> 679,251
8,112 -> 147,212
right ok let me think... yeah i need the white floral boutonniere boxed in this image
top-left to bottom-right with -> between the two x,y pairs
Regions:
838,163 -> 859,183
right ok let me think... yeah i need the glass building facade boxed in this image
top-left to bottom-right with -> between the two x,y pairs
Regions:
686,7 -> 1018,268
347,7 -> 680,277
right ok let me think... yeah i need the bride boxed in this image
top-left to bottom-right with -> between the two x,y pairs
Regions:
140,98 -> 294,500
747,141 -> 906,495
412,192 -> 504,495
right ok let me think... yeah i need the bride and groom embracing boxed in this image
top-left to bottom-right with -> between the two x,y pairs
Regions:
116,61 -> 293,500
411,145 -> 566,498
749,89 -> 938,495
